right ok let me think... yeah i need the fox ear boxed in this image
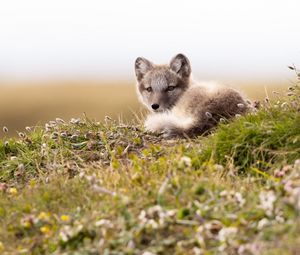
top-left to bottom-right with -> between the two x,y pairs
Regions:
135,57 -> 154,82
170,54 -> 191,79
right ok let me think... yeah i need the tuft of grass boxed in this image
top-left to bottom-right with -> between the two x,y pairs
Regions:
197,89 -> 300,174
0,78 -> 299,254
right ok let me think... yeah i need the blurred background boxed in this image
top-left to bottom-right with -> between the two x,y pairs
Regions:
0,0 -> 299,137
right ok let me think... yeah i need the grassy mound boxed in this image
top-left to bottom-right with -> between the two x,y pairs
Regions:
0,80 -> 299,254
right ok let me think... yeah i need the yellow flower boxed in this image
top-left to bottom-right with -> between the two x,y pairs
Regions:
38,212 -> 50,221
21,220 -> 31,228
40,225 -> 51,234
60,215 -> 70,222
9,187 -> 18,195
29,179 -> 36,188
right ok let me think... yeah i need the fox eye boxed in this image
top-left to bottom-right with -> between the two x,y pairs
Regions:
167,86 -> 176,92
146,87 -> 152,92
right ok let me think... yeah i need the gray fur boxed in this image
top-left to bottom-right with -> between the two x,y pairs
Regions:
134,53 -> 250,137
170,53 -> 191,80
135,57 -> 154,82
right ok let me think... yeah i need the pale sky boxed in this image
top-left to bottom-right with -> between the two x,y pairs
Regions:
0,0 -> 299,82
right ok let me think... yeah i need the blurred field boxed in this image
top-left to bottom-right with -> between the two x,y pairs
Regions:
0,80 -> 289,137
0,80 -> 141,137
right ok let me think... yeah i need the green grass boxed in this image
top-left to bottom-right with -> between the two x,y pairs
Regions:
0,80 -> 300,254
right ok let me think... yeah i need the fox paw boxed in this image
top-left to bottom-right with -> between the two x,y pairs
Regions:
144,115 -> 166,133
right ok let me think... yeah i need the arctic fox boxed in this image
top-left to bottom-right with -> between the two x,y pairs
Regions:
134,53 -> 250,137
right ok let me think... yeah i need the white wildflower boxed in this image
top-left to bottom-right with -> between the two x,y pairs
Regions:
95,219 -> 113,228
179,156 -> 192,167
138,210 -> 147,222
238,242 -> 261,255
193,247 -> 203,255
218,243 -> 227,252
257,218 -> 269,230
235,192 -> 246,207
60,132 -> 68,138
205,112 -> 212,118
45,123 -> 51,132
142,252 -> 156,255
146,219 -> 159,229
214,164 -> 224,171
104,116 -> 112,121
71,134 -> 78,140
259,190 -> 276,216
70,118 -> 81,124
55,118 -> 65,123
18,132 -> 25,138
147,205 -> 163,215
127,240 -> 135,249
275,215 -> 285,223
138,205 -> 175,229
218,227 -> 237,242
220,190 -> 228,197
17,163 -> 25,172
59,227 -> 71,242
59,225 -> 83,242
92,184 -> 116,196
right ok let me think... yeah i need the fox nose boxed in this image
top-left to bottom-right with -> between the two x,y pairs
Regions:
151,104 -> 160,110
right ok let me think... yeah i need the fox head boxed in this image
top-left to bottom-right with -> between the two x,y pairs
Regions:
134,53 -> 191,112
